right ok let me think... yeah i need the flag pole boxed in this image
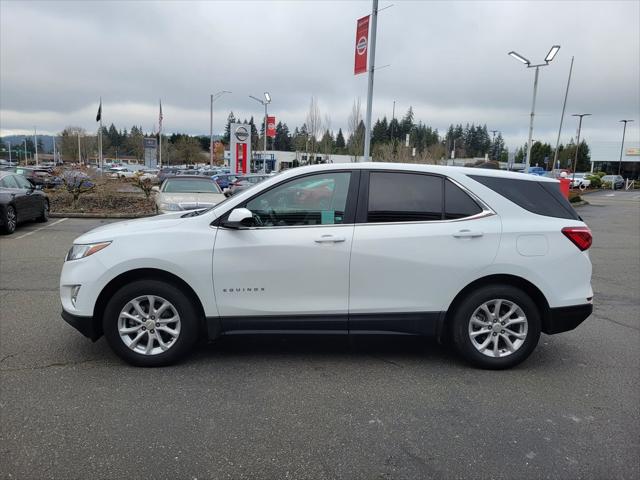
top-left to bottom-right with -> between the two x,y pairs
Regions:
158,100 -> 163,169
98,97 -> 103,174
363,0 -> 378,162
34,127 -> 39,166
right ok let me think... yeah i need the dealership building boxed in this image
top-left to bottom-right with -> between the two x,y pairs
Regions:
590,140 -> 640,179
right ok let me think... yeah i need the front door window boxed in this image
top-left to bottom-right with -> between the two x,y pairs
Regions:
245,172 -> 351,227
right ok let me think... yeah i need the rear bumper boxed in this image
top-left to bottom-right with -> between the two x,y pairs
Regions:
61,310 -> 102,342
543,303 -> 593,334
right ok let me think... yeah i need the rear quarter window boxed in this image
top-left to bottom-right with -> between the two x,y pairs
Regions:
469,175 -> 579,220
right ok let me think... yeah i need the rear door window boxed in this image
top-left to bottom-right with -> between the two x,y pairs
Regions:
469,175 -> 579,220
444,180 -> 483,219
367,172 -> 443,222
1,175 -> 19,188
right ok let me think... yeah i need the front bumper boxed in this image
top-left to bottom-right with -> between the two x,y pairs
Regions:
543,303 -> 593,334
61,310 -> 102,341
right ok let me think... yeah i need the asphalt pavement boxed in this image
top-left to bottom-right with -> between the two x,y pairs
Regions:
1,190 -> 639,480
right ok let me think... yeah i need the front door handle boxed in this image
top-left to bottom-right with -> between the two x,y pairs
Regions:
314,235 -> 346,243
453,230 -> 484,238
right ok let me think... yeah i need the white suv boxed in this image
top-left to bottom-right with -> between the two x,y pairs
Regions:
60,163 -> 593,369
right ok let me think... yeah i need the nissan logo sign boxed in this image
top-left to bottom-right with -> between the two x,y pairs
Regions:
235,126 -> 249,142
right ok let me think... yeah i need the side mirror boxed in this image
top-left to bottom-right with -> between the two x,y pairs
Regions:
151,186 -> 160,193
222,208 -> 253,229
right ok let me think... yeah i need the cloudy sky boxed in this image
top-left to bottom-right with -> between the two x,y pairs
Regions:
1,0 -> 638,152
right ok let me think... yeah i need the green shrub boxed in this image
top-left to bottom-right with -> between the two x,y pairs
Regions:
586,175 -> 602,188
595,171 -> 607,178
569,195 -> 583,203
602,181 -> 613,189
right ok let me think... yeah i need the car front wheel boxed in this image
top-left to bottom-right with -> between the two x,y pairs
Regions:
2,205 -> 17,234
452,285 -> 541,369
36,199 -> 49,222
103,280 -> 200,367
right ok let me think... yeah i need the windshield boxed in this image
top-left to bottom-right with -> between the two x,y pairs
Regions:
162,178 -> 221,193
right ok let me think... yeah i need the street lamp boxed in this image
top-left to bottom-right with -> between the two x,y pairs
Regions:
508,44 -> 561,171
249,92 -> 272,173
209,90 -> 231,167
618,119 -> 634,177
571,113 -> 591,187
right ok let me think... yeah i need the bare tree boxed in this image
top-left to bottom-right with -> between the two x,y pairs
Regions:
305,96 -> 322,165
347,98 -> 363,161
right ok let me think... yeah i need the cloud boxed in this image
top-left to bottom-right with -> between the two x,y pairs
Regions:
1,0 -> 638,149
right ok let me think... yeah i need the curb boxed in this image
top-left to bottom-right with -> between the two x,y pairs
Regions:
570,200 -> 589,207
50,212 -> 156,219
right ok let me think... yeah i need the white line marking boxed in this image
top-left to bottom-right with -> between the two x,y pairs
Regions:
13,218 -> 68,240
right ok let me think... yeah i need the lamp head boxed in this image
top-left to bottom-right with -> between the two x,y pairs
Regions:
545,45 -> 561,63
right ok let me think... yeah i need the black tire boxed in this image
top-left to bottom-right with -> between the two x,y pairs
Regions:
103,279 -> 201,367
451,285 -> 541,370
1,205 -> 17,234
36,199 -> 49,223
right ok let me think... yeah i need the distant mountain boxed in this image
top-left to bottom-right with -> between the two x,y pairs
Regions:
2,135 -> 55,153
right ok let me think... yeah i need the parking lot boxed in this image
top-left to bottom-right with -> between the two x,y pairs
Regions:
1,190 -> 638,479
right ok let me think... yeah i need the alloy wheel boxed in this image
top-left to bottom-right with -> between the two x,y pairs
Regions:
117,295 -> 181,355
468,299 -> 528,358
6,206 -> 16,232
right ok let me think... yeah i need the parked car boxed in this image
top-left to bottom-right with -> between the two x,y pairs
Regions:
153,176 -> 226,214
137,169 -> 159,182
227,174 -> 271,196
0,171 -> 49,234
569,173 -> 591,189
158,167 -> 180,183
211,173 -> 237,190
60,163 -> 593,369
108,167 -> 136,179
525,166 -> 546,176
16,167 -> 62,189
601,175 -> 624,190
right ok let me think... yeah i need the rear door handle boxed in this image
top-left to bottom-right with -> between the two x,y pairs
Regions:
315,235 -> 346,243
453,230 -> 484,238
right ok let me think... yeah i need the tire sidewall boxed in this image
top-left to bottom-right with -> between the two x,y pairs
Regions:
37,199 -> 49,222
3,205 -> 16,234
452,285 -> 541,369
103,279 -> 200,367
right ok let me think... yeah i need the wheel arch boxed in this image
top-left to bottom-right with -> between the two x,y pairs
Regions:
439,274 -> 551,341
93,268 -> 207,338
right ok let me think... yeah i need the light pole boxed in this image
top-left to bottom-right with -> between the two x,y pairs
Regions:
209,90 -> 231,167
617,119 -> 634,177
508,45 -> 560,172
249,92 -> 271,173
23,139 -> 28,165
34,127 -> 39,166
490,129 -> 499,161
571,113 -> 591,188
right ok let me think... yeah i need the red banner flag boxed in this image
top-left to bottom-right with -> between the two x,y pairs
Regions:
354,15 -> 370,75
267,116 -> 276,138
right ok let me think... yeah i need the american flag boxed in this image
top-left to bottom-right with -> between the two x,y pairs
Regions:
159,100 -> 163,131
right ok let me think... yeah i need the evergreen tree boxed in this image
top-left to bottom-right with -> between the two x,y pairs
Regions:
274,122 -> 291,151
372,117 -> 389,145
400,107 -> 414,138
222,111 -> 236,144
320,129 -> 335,155
335,128 -> 346,152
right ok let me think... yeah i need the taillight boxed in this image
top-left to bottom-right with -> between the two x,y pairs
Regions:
562,226 -> 592,251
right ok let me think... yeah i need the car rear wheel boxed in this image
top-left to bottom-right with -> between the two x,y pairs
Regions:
451,285 -> 541,369
103,280 -> 200,367
36,199 -> 49,222
2,205 -> 17,234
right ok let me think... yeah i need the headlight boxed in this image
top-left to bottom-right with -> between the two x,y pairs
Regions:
66,242 -> 111,261
160,202 -> 181,211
